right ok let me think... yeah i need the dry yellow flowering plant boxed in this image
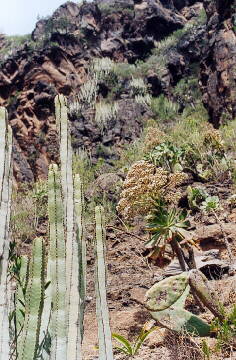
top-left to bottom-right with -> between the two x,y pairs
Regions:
117,160 -> 187,220
203,125 -> 224,151
144,127 -> 167,152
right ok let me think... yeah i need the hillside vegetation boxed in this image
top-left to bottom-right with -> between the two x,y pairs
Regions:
0,0 -> 236,359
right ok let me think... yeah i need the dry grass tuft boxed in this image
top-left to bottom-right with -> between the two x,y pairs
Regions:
164,330 -> 204,360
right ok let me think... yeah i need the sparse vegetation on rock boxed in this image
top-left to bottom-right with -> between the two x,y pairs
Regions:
0,0 -> 236,359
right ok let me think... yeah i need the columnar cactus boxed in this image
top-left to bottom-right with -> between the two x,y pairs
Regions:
95,206 -> 114,360
55,94 -> 85,359
0,107 -> 12,360
47,163 -> 67,359
0,98 -> 113,360
74,174 -> 86,338
18,238 -> 45,360
15,256 -> 29,336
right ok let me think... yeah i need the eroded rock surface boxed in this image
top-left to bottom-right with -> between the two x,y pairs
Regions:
200,0 -> 236,127
0,0 -> 190,181
0,0 -> 230,180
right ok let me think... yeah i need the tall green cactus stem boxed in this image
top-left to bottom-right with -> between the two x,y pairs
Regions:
18,237 -> 45,360
0,107 -> 12,259
0,241 -> 11,360
95,206 -> 114,360
145,272 -> 211,336
0,107 -> 13,360
38,260 -> 51,360
15,256 -> 29,336
65,173 -> 85,360
48,164 -> 67,359
55,94 -> 85,359
74,174 -> 86,338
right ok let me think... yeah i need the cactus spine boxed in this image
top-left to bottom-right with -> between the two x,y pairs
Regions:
95,206 -> 114,360
18,237 -> 45,360
0,107 -> 12,360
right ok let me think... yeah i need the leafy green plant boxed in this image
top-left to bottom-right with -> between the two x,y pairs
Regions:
112,322 -> 157,356
145,199 -> 190,271
145,142 -> 185,172
211,305 -> 236,353
173,74 -> 201,110
187,186 -> 208,210
200,196 -> 220,213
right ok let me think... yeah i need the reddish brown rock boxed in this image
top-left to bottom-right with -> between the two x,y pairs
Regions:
200,0 -> 236,127
0,0 -> 207,181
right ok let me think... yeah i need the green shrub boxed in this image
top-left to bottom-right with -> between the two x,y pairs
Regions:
151,95 -> 179,122
211,305 -> 236,354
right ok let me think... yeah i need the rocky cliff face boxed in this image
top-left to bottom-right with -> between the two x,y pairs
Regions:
200,0 -> 236,127
0,0 -> 230,181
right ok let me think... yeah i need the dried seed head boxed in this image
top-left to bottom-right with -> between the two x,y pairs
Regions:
203,125 -> 224,150
117,160 -> 187,220
144,127 -> 167,152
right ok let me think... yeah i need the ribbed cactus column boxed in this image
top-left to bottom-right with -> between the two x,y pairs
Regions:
15,256 -> 29,337
75,174 -> 86,338
18,237 -> 45,360
0,107 -> 12,258
95,206 -> 114,360
48,164 -> 67,359
0,107 -> 13,360
55,94 -> 85,359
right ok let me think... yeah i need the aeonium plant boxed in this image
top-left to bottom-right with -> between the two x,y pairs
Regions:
145,199 -> 195,271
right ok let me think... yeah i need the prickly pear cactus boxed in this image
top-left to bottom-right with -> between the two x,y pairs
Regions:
189,270 -> 223,320
145,272 -> 189,311
145,272 -> 211,336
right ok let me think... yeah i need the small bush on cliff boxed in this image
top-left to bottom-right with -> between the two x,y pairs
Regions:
11,180 -> 48,244
0,34 -> 31,63
151,95 -> 179,122
98,3 -> 134,17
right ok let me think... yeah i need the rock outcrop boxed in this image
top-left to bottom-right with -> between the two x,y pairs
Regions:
0,0 -> 218,180
200,0 -> 236,127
